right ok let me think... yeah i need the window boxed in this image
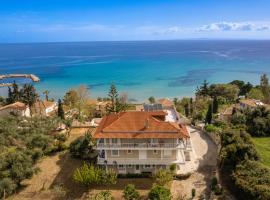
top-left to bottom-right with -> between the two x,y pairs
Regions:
99,138 -> 104,144
127,164 -> 133,168
111,138 -> 118,144
163,150 -> 172,157
144,165 -> 151,168
118,164 -> 125,169
135,165 -> 140,170
127,150 -> 133,154
111,150 -> 119,157
153,150 -> 158,154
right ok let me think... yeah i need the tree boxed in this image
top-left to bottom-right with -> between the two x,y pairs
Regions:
173,98 -> 178,106
148,96 -> 156,104
106,84 -> 124,113
6,87 -> 14,104
123,184 -> 140,200
6,82 -> 20,104
20,84 -> 38,116
63,90 -> 79,108
260,74 -> 270,103
57,99 -> 65,119
196,80 -> 209,97
43,90 -> 50,101
184,103 -> 189,117
209,84 -> 239,101
75,85 -> 90,117
69,132 -> 95,159
205,103 -> 212,124
247,87 -> 264,101
148,185 -> 171,200
212,95 -> 218,114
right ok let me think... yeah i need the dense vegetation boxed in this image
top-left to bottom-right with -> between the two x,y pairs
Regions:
231,106 -> 270,137
219,129 -> 270,200
0,116 -> 66,198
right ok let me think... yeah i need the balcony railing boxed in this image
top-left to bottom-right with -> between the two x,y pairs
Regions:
98,157 -> 181,165
96,143 -> 186,149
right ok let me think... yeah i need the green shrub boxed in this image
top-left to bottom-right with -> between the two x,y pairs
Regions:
204,124 -> 221,133
117,173 -> 151,178
148,185 -> 171,200
123,184 -> 140,200
153,169 -> 173,187
214,185 -> 223,195
191,188 -> 196,198
73,163 -> 117,186
0,178 -> 16,199
92,190 -> 114,200
169,164 -> 176,173
210,177 -> 218,191
232,160 -> 270,200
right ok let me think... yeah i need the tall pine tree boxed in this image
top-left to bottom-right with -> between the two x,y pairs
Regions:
106,84 -> 122,113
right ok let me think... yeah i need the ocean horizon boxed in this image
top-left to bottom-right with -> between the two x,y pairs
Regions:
0,40 -> 270,102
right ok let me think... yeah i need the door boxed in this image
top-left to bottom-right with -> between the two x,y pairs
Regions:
139,150 -> 147,159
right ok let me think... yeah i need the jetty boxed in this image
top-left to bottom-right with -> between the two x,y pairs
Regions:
0,74 -> 40,87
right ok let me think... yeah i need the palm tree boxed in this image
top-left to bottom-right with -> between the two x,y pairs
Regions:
43,90 -> 50,101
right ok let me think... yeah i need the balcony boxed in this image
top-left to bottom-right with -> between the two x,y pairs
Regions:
96,142 -> 187,149
97,157 -> 183,165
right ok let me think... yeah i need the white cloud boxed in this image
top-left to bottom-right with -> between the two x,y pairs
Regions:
198,21 -> 270,32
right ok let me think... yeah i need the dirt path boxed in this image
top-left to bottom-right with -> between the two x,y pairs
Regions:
171,126 -> 218,199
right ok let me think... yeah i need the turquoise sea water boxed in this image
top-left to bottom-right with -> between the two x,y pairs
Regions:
0,40 -> 270,102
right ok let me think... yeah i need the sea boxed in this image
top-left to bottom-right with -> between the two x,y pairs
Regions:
0,40 -> 270,102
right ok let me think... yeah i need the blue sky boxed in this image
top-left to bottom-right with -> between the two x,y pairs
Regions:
1,0 -> 270,42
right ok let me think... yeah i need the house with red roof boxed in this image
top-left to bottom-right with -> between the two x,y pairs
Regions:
0,101 -> 31,117
93,111 -> 192,174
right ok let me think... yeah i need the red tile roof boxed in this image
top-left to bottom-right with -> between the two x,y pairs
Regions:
94,111 -> 189,139
157,98 -> 174,107
0,102 -> 27,111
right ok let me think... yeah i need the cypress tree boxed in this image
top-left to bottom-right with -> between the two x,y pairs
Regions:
6,87 -> 14,104
184,103 -> 189,117
57,99 -> 65,119
213,96 -> 218,114
205,103 -> 212,125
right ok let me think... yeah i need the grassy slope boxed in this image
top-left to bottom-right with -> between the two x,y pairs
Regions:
252,137 -> 270,168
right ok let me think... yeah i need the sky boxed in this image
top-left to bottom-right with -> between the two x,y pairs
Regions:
1,0 -> 270,42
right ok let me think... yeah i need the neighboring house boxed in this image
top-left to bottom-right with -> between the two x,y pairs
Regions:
87,99 -> 110,116
157,98 -> 174,109
239,99 -> 265,109
0,101 -> 30,117
93,111 -> 192,174
33,100 -> 57,116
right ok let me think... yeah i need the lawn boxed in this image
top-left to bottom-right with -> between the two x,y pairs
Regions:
252,137 -> 270,168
